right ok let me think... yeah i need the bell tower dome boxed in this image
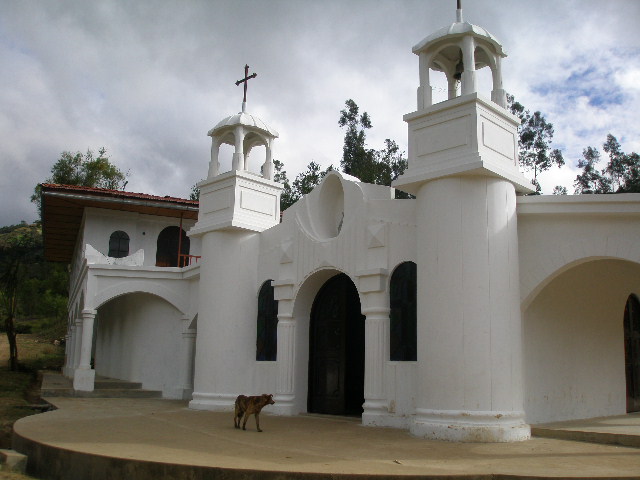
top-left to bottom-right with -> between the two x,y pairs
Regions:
191,65 -> 283,235
394,1 -> 532,197
414,0 -> 508,110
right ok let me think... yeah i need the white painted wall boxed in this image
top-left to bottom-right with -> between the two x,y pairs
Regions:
82,209 -> 200,267
94,292 -> 185,398
523,259 -> 640,423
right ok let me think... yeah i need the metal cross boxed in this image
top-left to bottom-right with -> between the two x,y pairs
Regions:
235,64 -> 257,104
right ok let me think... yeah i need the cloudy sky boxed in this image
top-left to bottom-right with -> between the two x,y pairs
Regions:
1,0 -> 639,226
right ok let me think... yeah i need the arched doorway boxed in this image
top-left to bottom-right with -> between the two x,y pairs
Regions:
156,226 -> 189,267
624,294 -> 640,413
308,273 -> 365,416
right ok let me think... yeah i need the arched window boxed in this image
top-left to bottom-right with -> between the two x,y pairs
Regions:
108,231 -> 129,258
390,261 -> 417,361
624,294 -> 640,413
155,226 -> 189,267
256,280 -> 278,361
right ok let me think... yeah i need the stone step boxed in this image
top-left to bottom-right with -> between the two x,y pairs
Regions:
41,387 -> 162,399
40,373 -> 162,399
94,379 -> 143,390
0,449 -> 27,473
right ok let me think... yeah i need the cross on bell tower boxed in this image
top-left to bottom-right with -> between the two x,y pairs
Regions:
235,64 -> 257,112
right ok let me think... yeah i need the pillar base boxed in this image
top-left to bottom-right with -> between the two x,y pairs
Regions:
72,368 -> 95,392
362,399 -> 388,426
272,394 -> 295,415
410,409 -> 530,442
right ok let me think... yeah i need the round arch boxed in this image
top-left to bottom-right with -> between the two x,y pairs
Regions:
286,268 -> 364,414
522,252 -> 640,311
523,258 -> 640,424
91,280 -> 188,316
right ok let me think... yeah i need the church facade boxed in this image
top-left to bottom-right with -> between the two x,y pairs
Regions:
43,7 -> 640,442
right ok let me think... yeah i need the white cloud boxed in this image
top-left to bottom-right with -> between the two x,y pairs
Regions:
1,0 -> 639,223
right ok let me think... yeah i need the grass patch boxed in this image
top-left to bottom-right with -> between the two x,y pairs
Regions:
0,333 -> 64,450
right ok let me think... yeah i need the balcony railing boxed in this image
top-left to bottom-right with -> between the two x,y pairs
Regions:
178,254 -> 201,267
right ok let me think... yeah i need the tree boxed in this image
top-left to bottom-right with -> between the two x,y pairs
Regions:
275,160 -> 334,212
276,100 -> 410,211
573,146 -> 611,194
0,223 -> 42,370
603,134 -> 640,193
573,134 -> 640,194
508,95 -> 564,194
337,100 -> 409,195
339,99 -> 374,182
552,185 -> 568,195
32,148 -> 128,217
189,183 -> 200,201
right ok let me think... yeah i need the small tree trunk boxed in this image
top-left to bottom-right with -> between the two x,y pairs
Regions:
5,314 -> 18,371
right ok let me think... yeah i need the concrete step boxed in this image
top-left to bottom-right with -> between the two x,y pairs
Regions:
0,449 -> 27,473
40,373 -> 162,399
94,378 -> 143,390
41,387 -> 162,399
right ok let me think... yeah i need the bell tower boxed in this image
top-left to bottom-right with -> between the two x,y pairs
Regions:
189,66 -> 283,411
394,3 -> 532,442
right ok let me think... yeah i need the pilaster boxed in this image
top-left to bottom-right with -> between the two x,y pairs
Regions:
73,309 -> 96,392
178,318 -> 197,400
275,313 -> 296,414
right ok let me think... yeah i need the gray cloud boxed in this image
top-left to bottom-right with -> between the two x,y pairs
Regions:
1,0 -> 639,226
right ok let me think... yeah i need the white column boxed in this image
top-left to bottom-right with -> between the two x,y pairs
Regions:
263,141 -> 274,180
417,53 -> 432,109
189,230 -> 259,411
72,317 -> 83,372
362,307 -> 389,426
461,35 -> 477,95
448,75 -> 458,100
208,138 -> 221,178
491,56 -> 507,108
73,309 -> 96,391
62,323 -> 74,377
232,126 -> 245,171
411,177 -> 529,442
179,324 -> 197,399
275,314 -> 296,414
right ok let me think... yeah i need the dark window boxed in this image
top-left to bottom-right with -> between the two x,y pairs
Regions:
155,226 -> 189,267
108,231 -> 129,258
390,261 -> 417,361
625,294 -> 640,413
256,280 -> 278,361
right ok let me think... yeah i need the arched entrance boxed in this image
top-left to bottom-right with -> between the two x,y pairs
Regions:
624,294 -> 640,413
156,226 -> 189,267
308,273 -> 365,416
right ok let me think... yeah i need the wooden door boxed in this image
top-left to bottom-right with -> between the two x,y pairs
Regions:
308,273 -> 365,416
625,294 -> 640,413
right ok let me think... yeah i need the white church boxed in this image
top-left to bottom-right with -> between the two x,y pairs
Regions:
42,6 -> 640,442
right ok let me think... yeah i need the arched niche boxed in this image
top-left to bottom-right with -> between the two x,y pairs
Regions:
314,175 -> 345,240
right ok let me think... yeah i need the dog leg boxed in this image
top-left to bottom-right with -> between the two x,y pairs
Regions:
255,412 -> 262,432
242,413 -> 249,430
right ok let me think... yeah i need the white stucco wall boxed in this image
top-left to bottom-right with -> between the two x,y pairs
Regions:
249,173 -> 419,424
523,259 -> 640,424
81,208 -> 200,267
94,292 -> 185,398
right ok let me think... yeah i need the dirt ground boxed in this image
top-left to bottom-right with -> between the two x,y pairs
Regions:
0,333 -> 63,480
0,333 -> 63,447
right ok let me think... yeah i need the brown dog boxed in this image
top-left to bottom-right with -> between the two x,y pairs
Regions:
234,394 -> 275,432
